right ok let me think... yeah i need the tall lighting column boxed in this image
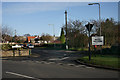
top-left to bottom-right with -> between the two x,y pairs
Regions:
88,3 -> 101,36
88,3 -> 102,54
48,24 -> 55,47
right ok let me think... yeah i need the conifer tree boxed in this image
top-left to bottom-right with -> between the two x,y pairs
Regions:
60,28 -> 65,43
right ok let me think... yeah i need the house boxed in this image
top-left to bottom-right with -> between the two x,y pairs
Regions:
51,37 -> 62,44
26,36 -> 41,46
27,36 -> 36,43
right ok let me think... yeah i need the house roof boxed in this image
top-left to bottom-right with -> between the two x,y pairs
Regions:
27,36 -> 36,42
53,40 -> 62,44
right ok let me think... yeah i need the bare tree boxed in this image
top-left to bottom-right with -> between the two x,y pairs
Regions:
2,25 -> 14,42
63,20 -> 88,48
41,33 -> 53,43
0,25 -> 2,43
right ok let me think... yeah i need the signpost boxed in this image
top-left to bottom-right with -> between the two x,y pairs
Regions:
29,49 -> 31,56
85,22 -> 93,61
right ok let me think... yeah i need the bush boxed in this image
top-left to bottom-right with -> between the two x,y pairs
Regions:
1,44 -> 13,50
95,45 -> 119,55
110,45 -> 119,55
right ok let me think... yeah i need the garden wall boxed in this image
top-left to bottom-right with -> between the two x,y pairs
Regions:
2,49 -> 29,57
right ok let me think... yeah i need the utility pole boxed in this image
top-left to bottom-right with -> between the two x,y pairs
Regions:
65,10 -> 68,49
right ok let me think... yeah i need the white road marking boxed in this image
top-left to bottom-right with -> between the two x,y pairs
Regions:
49,57 -> 69,61
78,65 -> 86,67
40,61 -> 48,64
67,64 -> 75,66
85,66 -> 95,69
49,58 -> 60,60
60,57 -> 69,60
75,65 -> 81,67
48,62 -> 55,64
6,71 -> 41,80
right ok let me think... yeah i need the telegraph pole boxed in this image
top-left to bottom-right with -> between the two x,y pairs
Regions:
65,10 -> 68,49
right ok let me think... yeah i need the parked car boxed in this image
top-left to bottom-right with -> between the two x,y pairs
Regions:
19,44 -> 24,48
23,44 -> 27,48
27,44 -> 34,48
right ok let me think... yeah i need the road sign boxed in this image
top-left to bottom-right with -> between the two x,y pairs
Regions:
92,36 -> 104,45
85,23 -> 94,32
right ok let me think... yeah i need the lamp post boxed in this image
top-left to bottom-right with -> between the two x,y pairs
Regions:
88,3 -> 101,36
65,10 -> 68,49
48,24 -> 55,47
88,3 -> 102,54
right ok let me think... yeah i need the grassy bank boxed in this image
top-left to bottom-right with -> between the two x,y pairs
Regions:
69,48 -> 88,51
79,55 -> 119,69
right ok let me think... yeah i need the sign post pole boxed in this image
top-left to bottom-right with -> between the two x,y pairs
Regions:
85,22 -> 93,61
88,26 -> 91,61
29,49 -> 31,56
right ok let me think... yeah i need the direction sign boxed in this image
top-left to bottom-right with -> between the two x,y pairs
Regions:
92,36 -> 104,45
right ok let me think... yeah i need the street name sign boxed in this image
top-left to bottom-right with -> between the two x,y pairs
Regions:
92,36 -> 104,45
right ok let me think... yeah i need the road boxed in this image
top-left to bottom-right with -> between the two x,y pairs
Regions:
2,47 -> 119,79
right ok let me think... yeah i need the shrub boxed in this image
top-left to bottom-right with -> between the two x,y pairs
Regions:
1,44 -> 13,50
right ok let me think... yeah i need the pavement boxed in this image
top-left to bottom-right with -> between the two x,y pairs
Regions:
2,47 -> 120,79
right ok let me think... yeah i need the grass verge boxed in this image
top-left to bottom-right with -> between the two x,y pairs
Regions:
78,55 -> 120,69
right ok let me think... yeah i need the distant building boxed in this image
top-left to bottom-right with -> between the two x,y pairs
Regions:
51,37 -> 62,44
26,36 -> 41,46
27,36 -> 36,43
26,36 -> 61,45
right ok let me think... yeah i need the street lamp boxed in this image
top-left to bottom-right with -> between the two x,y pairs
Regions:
48,24 -> 55,47
88,3 -> 101,36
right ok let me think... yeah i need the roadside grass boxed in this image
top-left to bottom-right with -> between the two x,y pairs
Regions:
37,47 -> 89,51
79,55 -> 120,69
36,47 -> 67,50
69,48 -> 88,51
